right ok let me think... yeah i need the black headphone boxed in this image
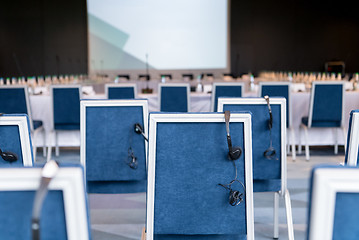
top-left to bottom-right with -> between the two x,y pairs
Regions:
219,111 -> 245,206
0,148 -> 18,162
32,160 -> 59,240
126,123 -> 147,169
134,123 -> 148,142
0,113 -> 18,163
263,96 -> 277,160
225,111 -> 242,160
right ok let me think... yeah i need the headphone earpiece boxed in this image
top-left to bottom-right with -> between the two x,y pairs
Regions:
134,123 -> 148,142
225,111 -> 242,160
0,148 -> 18,162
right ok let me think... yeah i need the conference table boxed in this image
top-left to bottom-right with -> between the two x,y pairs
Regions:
29,88 -> 359,149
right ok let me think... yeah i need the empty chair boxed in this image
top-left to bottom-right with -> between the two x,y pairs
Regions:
105,83 -> 137,99
258,81 -> 296,160
144,112 -> 254,239
299,81 -> 345,161
158,83 -> 190,112
0,85 -> 46,160
0,161 -> 91,239
81,99 -> 148,193
307,165 -> 359,240
48,85 -> 81,160
218,97 -> 294,240
344,109 -> 359,166
0,114 -> 33,166
211,82 -> 244,112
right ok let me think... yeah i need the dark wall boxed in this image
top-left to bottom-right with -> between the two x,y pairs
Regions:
1,0 -> 359,77
230,0 -> 359,76
0,0 -> 88,77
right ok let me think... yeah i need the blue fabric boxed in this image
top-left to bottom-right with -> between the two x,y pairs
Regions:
307,164 -> 355,240
160,86 -> 188,112
108,87 -> 135,99
85,105 -> 146,193
223,103 -> 282,192
0,190 -> 67,240
0,125 -> 25,166
154,121 -> 247,236
332,192 -> 359,240
301,117 -> 341,128
0,88 -> 28,114
87,180 -> 146,193
154,234 -> 246,240
33,120 -> 43,130
303,84 -> 343,128
53,88 -> 80,130
260,85 -> 289,128
213,86 -> 243,112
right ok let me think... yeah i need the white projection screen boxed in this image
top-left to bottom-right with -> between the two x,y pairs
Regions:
87,0 -> 229,78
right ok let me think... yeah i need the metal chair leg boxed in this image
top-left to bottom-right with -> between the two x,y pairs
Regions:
274,192 -> 279,239
303,126 -> 310,161
284,189 -> 295,240
298,126 -> 302,155
291,127 -> 296,161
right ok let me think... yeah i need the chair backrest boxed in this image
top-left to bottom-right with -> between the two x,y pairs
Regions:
81,99 -> 148,193
218,97 -> 287,193
307,165 -> 359,240
0,114 -> 33,166
308,81 -> 344,128
211,82 -> 244,112
258,82 -> 291,128
146,112 -> 254,240
0,86 -> 34,130
105,83 -> 137,99
345,110 -> 359,166
0,164 -> 90,240
50,85 -> 82,130
158,83 -> 190,112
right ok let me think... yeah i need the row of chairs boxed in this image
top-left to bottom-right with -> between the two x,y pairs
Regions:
1,98 -> 359,239
106,81 -> 346,162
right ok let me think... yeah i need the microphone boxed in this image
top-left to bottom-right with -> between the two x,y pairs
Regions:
31,160 -> 59,240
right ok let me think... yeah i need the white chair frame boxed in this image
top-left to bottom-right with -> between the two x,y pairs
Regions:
218,97 -> 294,240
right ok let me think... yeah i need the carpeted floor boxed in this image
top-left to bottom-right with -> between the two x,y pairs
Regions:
37,146 -> 345,240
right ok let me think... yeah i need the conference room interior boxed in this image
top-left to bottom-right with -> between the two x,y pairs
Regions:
1,0 -> 359,239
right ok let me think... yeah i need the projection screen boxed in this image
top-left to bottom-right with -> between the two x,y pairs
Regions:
87,0 -> 229,78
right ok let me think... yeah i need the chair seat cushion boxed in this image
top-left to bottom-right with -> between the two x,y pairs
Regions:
33,120 -> 43,130
254,179 -> 281,192
54,123 -> 80,130
87,180 -> 146,194
154,234 -> 246,239
301,117 -> 341,128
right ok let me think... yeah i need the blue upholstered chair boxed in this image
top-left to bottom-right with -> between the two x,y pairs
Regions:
145,112 -> 254,240
211,82 -> 244,112
105,83 -> 137,99
299,81 -> 345,161
307,165 -> 359,240
258,82 -> 296,161
0,86 -> 46,161
0,114 -> 33,166
48,85 -> 81,160
0,162 -> 91,239
218,97 -> 294,240
158,83 -> 190,112
80,99 -> 148,193
344,110 -> 359,166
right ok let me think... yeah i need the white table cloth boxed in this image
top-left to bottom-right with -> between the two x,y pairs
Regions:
29,89 -> 359,147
